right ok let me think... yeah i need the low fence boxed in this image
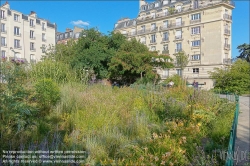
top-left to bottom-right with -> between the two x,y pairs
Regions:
225,95 -> 239,166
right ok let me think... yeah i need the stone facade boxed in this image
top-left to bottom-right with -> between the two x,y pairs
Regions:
114,0 -> 235,89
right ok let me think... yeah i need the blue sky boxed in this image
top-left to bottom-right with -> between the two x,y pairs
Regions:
1,1 -> 249,58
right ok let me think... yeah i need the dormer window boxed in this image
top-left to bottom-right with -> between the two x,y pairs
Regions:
163,0 -> 168,5
141,5 -> 147,11
155,2 -> 159,7
150,4 -> 154,9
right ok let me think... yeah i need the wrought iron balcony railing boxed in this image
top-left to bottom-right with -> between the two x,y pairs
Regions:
190,19 -> 201,24
224,29 -> 230,35
224,14 -> 232,20
224,43 -> 230,49
162,50 -> 169,54
162,37 -> 169,42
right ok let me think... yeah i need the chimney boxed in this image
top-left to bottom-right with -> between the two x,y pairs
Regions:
30,11 -> 36,15
2,1 -> 10,9
66,28 -> 72,32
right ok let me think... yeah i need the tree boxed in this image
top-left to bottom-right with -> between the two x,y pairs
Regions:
237,43 -> 250,62
174,51 -> 189,78
108,39 -> 174,85
208,59 -> 250,94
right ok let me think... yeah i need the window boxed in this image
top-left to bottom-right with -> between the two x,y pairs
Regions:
176,43 -> 182,52
191,26 -> 200,34
162,69 -> 169,77
151,46 -> 156,51
1,23 -> 5,32
14,27 -> 20,35
14,14 -> 19,21
155,2 -> 159,7
141,25 -> 145,32
151,23 -> 156,30
42,33 -> 46,41
60,34 -> 63,39
75,32 -> 80,38
65,33 -> 68,38
42,44 -> 46,53
175,30 -> 182,39
131,29 -> 136,35
225,53 -> 228,59
191,13 -> 201,20
42,23 -> 46,30
176,6 -> 182,12
193,68 -> 199,73
163,44 -> 168,51
151,13 -> 156,18
14,39 -> 20,48
163,32 -> 168,41
163,20 -> 168,27
30,30 -> 34,38
163,9 -> 168,15
151,34 -> 156,43
225,38 -> 228,44
191,40 -> 200,47
30,19 -> 34,27
1,37 -> 6,46
30,54 -> 35,62
163,1 -> 168,5
1,10 -> 5,19
1,50 -> 6,58
176,69 -> 182,76
193,0 -> 199,9
140,37 -> 146,44
69,32 -> 73,37
30,42 -> 35,50
176,18 -> 182,26
191,54 -> 200,60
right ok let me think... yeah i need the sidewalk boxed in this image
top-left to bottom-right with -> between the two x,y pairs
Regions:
235,96 -> 250,165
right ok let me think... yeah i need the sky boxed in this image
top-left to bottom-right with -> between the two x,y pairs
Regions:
1,0 -> 249,58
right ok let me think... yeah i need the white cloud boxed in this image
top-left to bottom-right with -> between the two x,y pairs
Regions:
70,20 -> 89,27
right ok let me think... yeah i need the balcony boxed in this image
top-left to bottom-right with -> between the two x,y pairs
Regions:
169,21 -> 185,28
1,43 -> 7,47
14,45 -> 22,49
150,27 -> 158,33
30,36 -> 36,40
224,14 -> 232,20
175,49 -> 183,53
14,33 -> 21,37
30,24 -> 35,28
150,40 -> 156,44
128,31 -> 137,36
162,50 -> 169,54
0,16 -> 7,21
162,37 -> 169,42
190,19 -> 201,24
223,58 -> 232,64
137,29 -> 150,35
224,29 -> 230,35
159,25 -> 170,31
1,29 -> 7,34
224,43 -> 230,50
175,35 -> 182,40
128,1 -> 235,27
30,48 -> 36,52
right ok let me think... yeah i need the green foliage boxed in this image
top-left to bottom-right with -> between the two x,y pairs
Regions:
174,51 -> 189,77
209,59 -> 250,94
35,78 -> 60,113
29,59 -> 85,84
162,74 -> 186,87
237,43 -> 250,62
108,38 -> 174,85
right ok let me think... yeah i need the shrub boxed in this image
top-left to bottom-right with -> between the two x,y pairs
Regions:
35,78 -> 60,113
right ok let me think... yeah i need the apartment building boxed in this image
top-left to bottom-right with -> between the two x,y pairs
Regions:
0,2 -> 56,63
56,26 -> 84,44
114,0 -> 235,89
